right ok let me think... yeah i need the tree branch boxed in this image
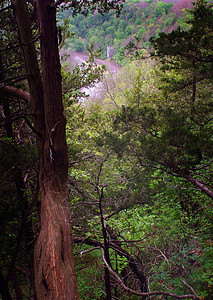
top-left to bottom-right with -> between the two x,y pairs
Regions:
0,74 -> 29,85
0,84 -> 30,103
100,248 -> 202,299
183,173 -> 213,199
79,247 -> 100,258
181,280 -> 200,299
0,35 -> 40,53
24,115 -> 42,136
50,0 -> 64,7
74,236 -> 202,299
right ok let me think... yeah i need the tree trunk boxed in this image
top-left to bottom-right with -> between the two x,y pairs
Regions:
12,0 -> 80,298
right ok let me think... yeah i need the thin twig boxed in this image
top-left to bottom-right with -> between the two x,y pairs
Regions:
79,246 -> 100,258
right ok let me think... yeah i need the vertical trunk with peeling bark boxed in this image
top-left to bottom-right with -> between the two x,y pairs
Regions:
12,0 -> 80,299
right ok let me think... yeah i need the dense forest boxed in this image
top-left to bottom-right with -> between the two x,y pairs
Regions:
0,0 -> 212,299
58,0 -> 193,62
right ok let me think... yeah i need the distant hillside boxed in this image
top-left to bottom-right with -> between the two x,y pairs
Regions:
58,0 -> 193,63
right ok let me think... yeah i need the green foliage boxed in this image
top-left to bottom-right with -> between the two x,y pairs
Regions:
58,0 -> 191,62
137,26 -> 146,38
0,133 -> 38,298
61,44 -> 106,103
2,0 -> 212,298
73,38 -> 85,52
150,0 -> 213,80
106,25 -> 116,35
125,24 -> 134,36
75,247 -> 104,299
67,3 -> 212,298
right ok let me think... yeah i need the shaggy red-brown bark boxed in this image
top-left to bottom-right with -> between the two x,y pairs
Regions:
11,0 -> 80,298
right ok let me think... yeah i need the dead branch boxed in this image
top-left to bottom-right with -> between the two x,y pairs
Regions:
79,246 -> 100,258
181,280 -> 201,299
100,248 -> 202,300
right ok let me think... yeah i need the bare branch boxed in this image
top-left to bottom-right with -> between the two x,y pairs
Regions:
24,115 -> 42,136
74,236 -> 103,248
183,173 -> 213,199
153,244 -> 170,265
94,152 -> 111,199
181,52 -> 213,63
0,84 -> 30,103
0,35 -> 40,53
194,159 -> 213,171
79,247 -> 100,258
0,74 -> 29,85
50,0 -> 64,7
69,154 -> 95,166
181,280 -> 201,299
0,60 -> 23,75
100,248 -> 202,300
69,179 -> 98,202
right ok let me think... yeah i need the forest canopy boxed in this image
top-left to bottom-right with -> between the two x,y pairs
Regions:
57,0 -> 193,61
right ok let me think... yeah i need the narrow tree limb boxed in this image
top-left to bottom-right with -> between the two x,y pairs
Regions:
181,280 -> 200,299
69,154 -> 95,166
74,236 -> 103,248
183,174 -> 213,199
23,115 -> 42,136
0,74 -> 29,86
0,60 -> 22,75
100,248 -> 202,299
181,52 -> 213,63
79,247 -> 100,258
50,0 -> 64,7
0,36 -> 40,53
137,153 -> 213,199
0,84 -> 30,103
